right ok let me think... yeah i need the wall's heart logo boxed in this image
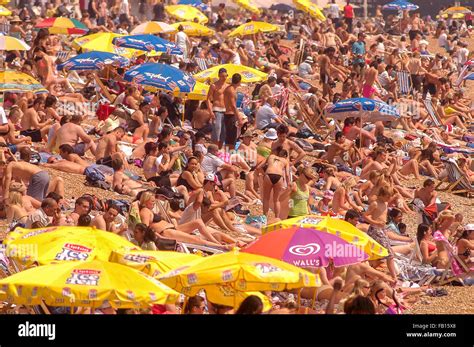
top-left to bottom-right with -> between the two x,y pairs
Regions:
288,243 -> 321,256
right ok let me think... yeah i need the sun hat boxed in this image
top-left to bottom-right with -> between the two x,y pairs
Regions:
204,173 -> 221,185
323,190 -> 334,199
264,128 -> 278,140
9,16 -> 21,23
305,56 -> 314,64
99,116 -> 121,134
464,224 -> 474,231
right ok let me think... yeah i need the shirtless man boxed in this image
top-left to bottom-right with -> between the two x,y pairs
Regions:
2,160 -> 51,202
414,178 -> 437,207
223,73 -> 244,150
192,103 -> 212,134
110,157 -> 146,197
207,68 -> 229,148
20,97 -> 52,143
322,131 -> 354,164
48,115 -> 96,156
319,47 -> 336,99
68,196 -> 91,226
363,186 -> 397,281
344,118 -> 377,148
95,124 -> 126,168
91,204 -> 126,234
42,144 -> 91,175
362,61 -> 380,99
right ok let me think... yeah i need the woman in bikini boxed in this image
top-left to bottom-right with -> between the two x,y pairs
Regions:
176,156 -> 204,195
262,147 -> 289,218
417,223 -> 438,265
137,191 -> 225,248
322,167 -> 342,191
6,190 -> 29,228
456,227 -> 473,266
128,100 -> 150,143
432,210 -> 456,269
142,142 -> 179,188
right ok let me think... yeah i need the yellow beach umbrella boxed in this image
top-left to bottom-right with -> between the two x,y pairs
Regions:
131,21 -> 177,35
171,21 -> 215,37
228,21 -> 279,37
203,284 -> 272,311
72,32 -> 137,58
6,226 -> 137,267
262,215 -> 388,260
165,5 -> 208,24
158,248 -> 320,295
0,260 -> 178,308
0,70 -> 47,94
443,6 -> 470,15
293,0 -> 326,21
194,64 -> 268,83
174,80 -> 209,100
0,5 -> 11,16
233,0 -> 261,14
0,36 -> 30,50
109,249 -> 201,277
439,12 -> 466,19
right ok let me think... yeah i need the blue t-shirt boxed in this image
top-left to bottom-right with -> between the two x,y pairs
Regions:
352,41 -> 366,64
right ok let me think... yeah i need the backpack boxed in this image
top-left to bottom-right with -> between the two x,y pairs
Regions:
84,166 -> 111,190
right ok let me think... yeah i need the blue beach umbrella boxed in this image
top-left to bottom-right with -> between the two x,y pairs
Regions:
325,98 -> 400,122
112,35 -> 183,55
178,0 -> 210,12
57,51 -> 129,71
383,0 -> 419,11
124,63 -> 196,92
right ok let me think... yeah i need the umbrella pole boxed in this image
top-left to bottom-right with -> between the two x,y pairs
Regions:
182,96 -> 187,123
182,296 -> 188,314
297,288 -> 301,308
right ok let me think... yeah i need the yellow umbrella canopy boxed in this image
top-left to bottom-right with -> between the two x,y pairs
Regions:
173,80 -> 209,100
165,5 -> 208,24
293,0 -> 326,21
203,284 -> 272,311
0,260 -> 179,308
262,215 -> 388,260
194,64 -> 268,83
228,21 -> 279,37
443,6 -> 470,15
0,70 -> 47,94
131,21 -> 177,34
0,5 -> 11,16
6,226 -> 137,267
72,32 -> 137,58
109,249 -> 201,277
171,21 -> 215,37
233,0 -> 261,14
0,35 -> 30,50
157,248 -> 321,295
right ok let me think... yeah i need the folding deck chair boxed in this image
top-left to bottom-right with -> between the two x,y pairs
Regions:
436,158 -> 474,197
422,96 -> 443,127
396,70 -> 412,96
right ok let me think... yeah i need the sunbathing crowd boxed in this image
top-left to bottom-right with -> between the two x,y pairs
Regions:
0,0 -> 472,314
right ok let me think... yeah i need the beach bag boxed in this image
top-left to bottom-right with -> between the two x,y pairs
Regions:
96,102 -> 115,121
84,167 -> 110,190
245,215 -> 267,229
155,238 -> 177,251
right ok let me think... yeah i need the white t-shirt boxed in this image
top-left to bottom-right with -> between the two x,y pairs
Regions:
0,106 -> 7,125
458,47 -> 469,66
438,33 -> 448,49
176,31 -> 188,52
201,153 -> 224,175
329,4 -> 340,19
